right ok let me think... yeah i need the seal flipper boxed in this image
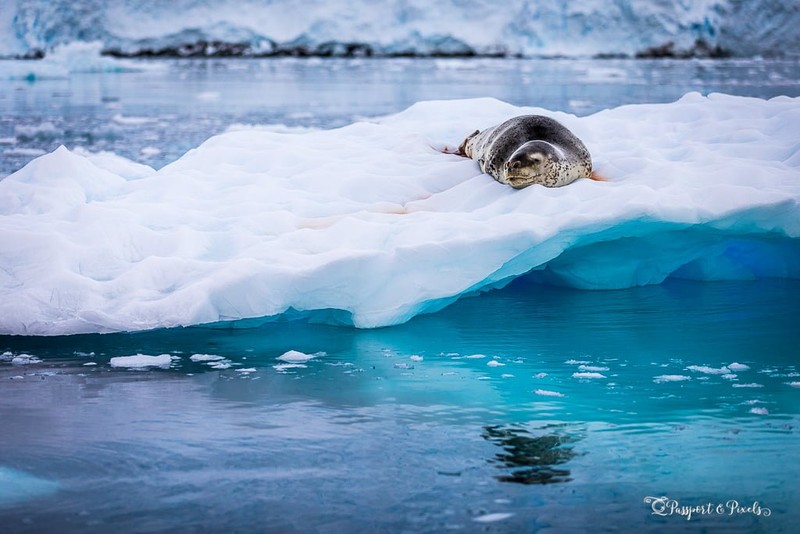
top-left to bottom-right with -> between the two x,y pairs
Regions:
458,130 -> 480,157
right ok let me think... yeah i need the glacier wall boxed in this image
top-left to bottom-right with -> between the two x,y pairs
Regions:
2,0 -> 799,58
0,93 -> 799,335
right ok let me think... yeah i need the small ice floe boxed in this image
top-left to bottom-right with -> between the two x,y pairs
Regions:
10,354 -> 42,365
109,354 -> 175,369
732,383 -> 764,388
4,147 -> 46,157
464,354 -> 487,359
501,374 -> 514,379
487,360 -> 505,367
654,375 -> 692,383
140,146 -> 161,157
409,355 -> 424,362
82,362 -> 97,366
749,407 -> 769,415
533,372 -> 548,379
112,114 -> 156,125
534,389 -> 565,398
565,359 -> 590,365
207,361 -> 231,370
190,354 -> 225,362
789,382 -> 800,388
572,372 -> 606,379
277,350 -> 324,363
393,362 -> 414,369
236,368 -> 257,374
473,512 -> 514,523
687,365 -> 730,375
196,91 -> 220,101
728,362 -> 750,371
273,363 -> 307,372
722,374 -> 738,380
578,365 -> 609,372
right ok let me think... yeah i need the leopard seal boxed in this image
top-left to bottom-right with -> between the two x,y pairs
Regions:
457,115 -> 595,189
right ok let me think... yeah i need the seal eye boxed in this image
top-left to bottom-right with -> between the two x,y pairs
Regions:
506,152 -> 545,170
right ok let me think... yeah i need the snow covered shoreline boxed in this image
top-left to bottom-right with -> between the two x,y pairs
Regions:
3,0 -> 799,60
1,93 -> 798,335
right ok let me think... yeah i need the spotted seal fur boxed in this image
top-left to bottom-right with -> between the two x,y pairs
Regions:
457,115 -> 597,189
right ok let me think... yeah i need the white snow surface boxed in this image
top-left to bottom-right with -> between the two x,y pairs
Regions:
2,1 -> 798,58
1,94 -> 799,335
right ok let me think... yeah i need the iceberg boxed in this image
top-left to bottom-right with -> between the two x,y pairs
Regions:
0,94 -> 799,335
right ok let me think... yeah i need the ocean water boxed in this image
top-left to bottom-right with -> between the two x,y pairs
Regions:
2,57 -> 799,177
1,57 -> 800,532
1,278 -> 799,532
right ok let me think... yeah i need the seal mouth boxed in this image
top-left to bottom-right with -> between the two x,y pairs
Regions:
505,173 -> 541,188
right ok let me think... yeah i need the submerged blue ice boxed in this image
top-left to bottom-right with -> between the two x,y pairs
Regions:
0,467 -> 58,506
0,94 -> 798,335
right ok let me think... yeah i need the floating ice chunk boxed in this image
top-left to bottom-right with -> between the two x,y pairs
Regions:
237,368 -> 257,373
409,355 -> 424,362
578,365 -> 609,372
727,362 -> 750,371
654,375 -> 692,383
573,372 -> 606,379
687,365 -> 731,375
277,350 -> 324,363
4,147 -> 46,157
82,362 -> 97,366
2,95 -> 800,335
749,407 -> 769,415
533,372 -> 548,379
109,354 -> 174,368
196,91 -> 221,101
273,363 -> 307,371
474,512 -> 514,523
208,362 -> 231,370
534,389 -> 565,397
112,114 -> 158,126
732,383 -> 764,388
10,354 -> 41,365
501,373 -> 514,378
565,360 -> 591,365
790,382 -> 800,388
487,360 -> 505,367
190,354 -> 225,362
140,147 -> 162,157
722,374 -> 738,380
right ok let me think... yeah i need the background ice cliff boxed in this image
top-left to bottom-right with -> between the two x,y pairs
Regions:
2,0 -> 799,58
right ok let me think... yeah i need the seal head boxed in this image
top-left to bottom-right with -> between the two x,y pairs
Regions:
502,140 -> 566,189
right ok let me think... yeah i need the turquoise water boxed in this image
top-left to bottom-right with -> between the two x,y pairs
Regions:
2,278 -> 798,532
